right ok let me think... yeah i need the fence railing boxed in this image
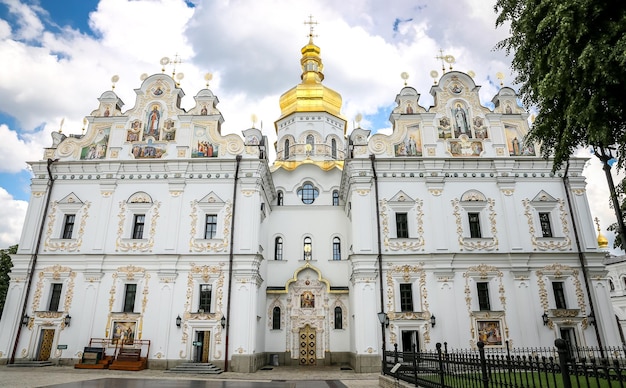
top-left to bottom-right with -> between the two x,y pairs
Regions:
382,340 -> 626,387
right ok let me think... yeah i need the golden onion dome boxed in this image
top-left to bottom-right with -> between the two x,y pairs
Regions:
595,217 -> 609,249
597,231 -> 609,249
278,36 -> 343,121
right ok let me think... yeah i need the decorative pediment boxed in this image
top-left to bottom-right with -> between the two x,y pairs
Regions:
389,190 -> 414,203
461,190 -> 486,202
199,192 -> 225,205
128,191 -> 153,204
531,190 -> 557,203
58,192 -> 83,205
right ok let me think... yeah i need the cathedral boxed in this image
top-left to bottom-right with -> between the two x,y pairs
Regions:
0,33 -> 619,373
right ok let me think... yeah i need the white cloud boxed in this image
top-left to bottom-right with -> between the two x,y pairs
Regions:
0,186 -> 27,248
0,0 -> 621,255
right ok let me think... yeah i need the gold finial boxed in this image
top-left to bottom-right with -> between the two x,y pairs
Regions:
496,72 -> 505,87
304,15 -> 318,40
171,53 -> 183,77
111,75 -> 119,90
430,70 -> 439,84
435,50 -> 455,73
400,72 -> 409,86
204,73 -> 213,88
251,114 -> 258,128
595,217 -> 609,249
82,118 -> 87,134
160,57 -> 170,73
175,72 -> 184,87
59,118 -> 65,134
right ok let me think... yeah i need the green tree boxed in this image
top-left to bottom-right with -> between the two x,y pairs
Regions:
494,0 -> 626,169
0,244 -> 17,318
608,177 -> 626,250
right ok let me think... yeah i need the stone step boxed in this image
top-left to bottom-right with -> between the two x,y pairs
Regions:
166,362 -> 223,374
7,360 -> 53,367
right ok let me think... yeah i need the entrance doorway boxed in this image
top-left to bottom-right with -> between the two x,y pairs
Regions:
299,325 -> 316,365
559,328 -> 578,360
194,331 -> 210,363
37,329 -> 55,361
401,330 -> 419,353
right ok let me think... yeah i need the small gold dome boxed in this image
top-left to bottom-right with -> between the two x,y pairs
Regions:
595,217 -> 609,249
598,231 -> 609,249
278,37 -> 344,121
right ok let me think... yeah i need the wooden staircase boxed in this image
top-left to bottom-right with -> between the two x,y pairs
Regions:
109,348 -> 147,371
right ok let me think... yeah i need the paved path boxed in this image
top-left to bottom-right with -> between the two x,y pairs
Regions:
0,365 -> 381,388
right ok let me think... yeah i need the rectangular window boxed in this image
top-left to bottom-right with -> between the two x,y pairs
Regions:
61,214 -> 75,239
553,281 -> 567,309
468,212 -> 482,238
199,284 -> 212,312
396,213 -> 409,238
333,239 -> 341,261
132,215 -> 145,239
123,284 -> 137,313
539,212 -> 553,237
477,282 -> 491,311
205,214 -> 217,239
399,283 -> 414,312
48,283 -> 62,311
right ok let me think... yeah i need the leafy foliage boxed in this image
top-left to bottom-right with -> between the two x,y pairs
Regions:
494,0 -> 626,169
0,245 -> 17,318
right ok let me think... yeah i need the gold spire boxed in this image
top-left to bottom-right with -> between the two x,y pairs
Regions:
595,217 -> 609,249
277,17 -> 344,122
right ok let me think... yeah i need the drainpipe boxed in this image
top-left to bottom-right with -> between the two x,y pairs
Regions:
562,161 -> 604,351
369,155 -> 386,370
10,158 -> 58,364
224,155 -> 242,371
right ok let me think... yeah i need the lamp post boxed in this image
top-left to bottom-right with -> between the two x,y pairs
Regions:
377,312 -> 388,373
594,146 -> 626,249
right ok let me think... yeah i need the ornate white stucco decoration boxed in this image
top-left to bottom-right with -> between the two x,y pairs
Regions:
536,263 -> 587,329
379,198 -> 425,251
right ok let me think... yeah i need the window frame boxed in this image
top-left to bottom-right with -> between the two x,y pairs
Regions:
303,237 -> 312,260
476,282 -> 491,311
331,138 -> 337,159
123,283 -> 137,313
396,212 -> 409,238
284,139 -> 290,159
277,191 -> 284,206
332,237 -> 341,260
204,214 -> 218,239
272,306 -> 281,330
468,212 -> 482,238
61,214 -> 75,239
274,237 -> 284,261
332,190 -> 339,206
48,283 -> 63,312
334,306 -> 343,329
198,284 -> 212,312
297,182 -> 319,204
132,214 -> 145,239
539,212 -> 553,238
552,281 -> 567,309
399,283 -> 414,312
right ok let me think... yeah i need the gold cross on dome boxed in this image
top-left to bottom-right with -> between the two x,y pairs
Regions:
304,15 -> 318,38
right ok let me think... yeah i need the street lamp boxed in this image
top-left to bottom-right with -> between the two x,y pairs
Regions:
430,314 -> 436,328
542,311 -> 549,326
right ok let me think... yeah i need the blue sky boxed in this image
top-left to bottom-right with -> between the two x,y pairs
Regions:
0,0 -> 622,253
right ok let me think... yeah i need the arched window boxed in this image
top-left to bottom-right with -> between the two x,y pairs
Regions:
332,237 -> 341,260
306,134 -> 315,154
610,279 -> 615,292
331,138 -> 337,159
274,237 -> 283,260
277,191 -> 284,206
332,190 -> 339,206
272,306 -> 281,330
303,237 -> 312,260
284,139 -> 290,159
297,182 -> 319,204
334,306 -> 343,329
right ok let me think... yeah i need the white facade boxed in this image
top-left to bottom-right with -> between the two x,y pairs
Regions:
0,37 -> 620,372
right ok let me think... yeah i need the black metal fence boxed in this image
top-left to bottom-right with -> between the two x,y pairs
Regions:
382,340 -> 626,387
